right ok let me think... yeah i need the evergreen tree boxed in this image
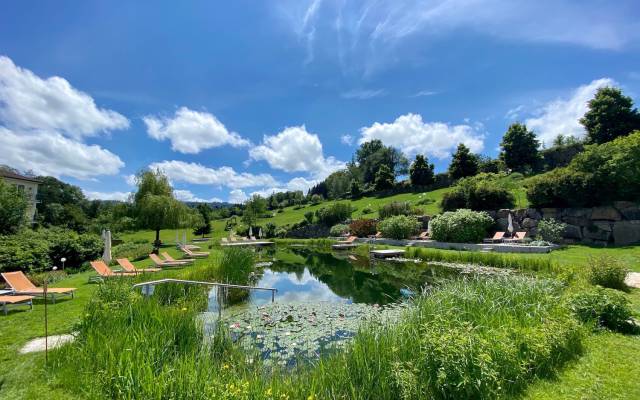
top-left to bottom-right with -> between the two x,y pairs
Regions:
580,86 -> 640,144
349,179 -> 362,198
409,154 -> 435,186
448,144 -> 479,180
374,165 -> 395,191
499,123 -> 540,173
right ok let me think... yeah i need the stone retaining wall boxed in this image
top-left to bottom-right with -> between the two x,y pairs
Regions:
488,201 -> 640,246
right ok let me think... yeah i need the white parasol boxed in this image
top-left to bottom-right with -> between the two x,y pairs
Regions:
102,229 -> 112,265
507,213 -> 514,236
249,226 -> 253,237
258,228 -> 263,239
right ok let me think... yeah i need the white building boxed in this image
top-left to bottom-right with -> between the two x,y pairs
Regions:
0,170 -> 41,223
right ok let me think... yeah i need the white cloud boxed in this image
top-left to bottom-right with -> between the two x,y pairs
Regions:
0,56 -> 129,139
275,1 -> 639,73
341,89 -> 386,99
0,127 -> 125,179
149,160 -> 279,189
250,177 -> 319,198
84,190 -> 131,201
143,107 -> 249,154
505,105 -> 524,120
228,189 -> 248,204
124,174 -> 137,186
358,113 -> 485,159
525,78 -> 615,146
249,125 -> 345,179
412,90 -> 438,97
174,189 -> 222,203
340,134 -> 354,145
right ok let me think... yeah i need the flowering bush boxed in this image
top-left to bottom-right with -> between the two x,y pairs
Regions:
348,219 -> 378,237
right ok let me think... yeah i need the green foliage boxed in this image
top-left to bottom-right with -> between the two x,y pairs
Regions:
541,140 -> 584,171
192,203 -> 212,237
568,287 -> 635,332
527,131 -> 640,207
374,164 -> 395,191
325,169 -> 357,199
349,179 -> 362,198
448,143 -> 479,180
477,155 -> 504,173
330,224 -> 350,237
409,154 -> 435,186
112,241 -> 153,262
304,211 -> 314,224
355,139 -> 408,184
536,218 -> 567,244
316,202 -> 353,226
378,201 -> 413,219
430,209 -> 494,243
0,179 -> 28,234
0,228 -> 102,273
348,219 -> 378,237
377,215 -> 421,239
587,256 -> 628,291
500,122 -> 541,173
241,194 -> 268,226
264,222 -> 277,238
441,173 -> 515,211
218,247 -> 255,285
310,194 -> 323,205
36,175 -> 89,230
580,86 -> 640,144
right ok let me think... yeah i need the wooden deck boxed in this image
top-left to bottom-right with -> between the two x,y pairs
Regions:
221,241 -> 274,247
370,249 -> 405,258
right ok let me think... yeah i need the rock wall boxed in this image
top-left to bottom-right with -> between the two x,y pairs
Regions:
488,201 -> 640,246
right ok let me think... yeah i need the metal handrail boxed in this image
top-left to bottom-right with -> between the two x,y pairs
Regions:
132,278 -> 278,302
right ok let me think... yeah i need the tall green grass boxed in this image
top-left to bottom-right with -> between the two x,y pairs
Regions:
405,246 -> 557,273
51,275 -> 582,399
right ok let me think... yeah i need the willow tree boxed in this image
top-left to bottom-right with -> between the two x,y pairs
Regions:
133,169 -> 188,250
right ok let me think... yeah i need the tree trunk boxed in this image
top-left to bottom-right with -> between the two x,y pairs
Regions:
153,229 -> 161,253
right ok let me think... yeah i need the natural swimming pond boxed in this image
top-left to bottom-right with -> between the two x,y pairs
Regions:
201,246 -> 461,366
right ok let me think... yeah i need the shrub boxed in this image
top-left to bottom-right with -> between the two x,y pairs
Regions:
527,131 -> 640,207
568,287 -> 635,332
329,224 -> 349,237
378,201 -> 413,219
587,256 -> 628,290
441,174 -> 515,211
0,228 -> 102,273
304,211 -> 314,224
264,222 -> 276,238
316,202 -> 352,226
430,209 -> 494,243
377,215 -> 421,240
348,219 -> 377,237
536,218 -> 567,243
112,242 -> 153,262
361,206 -> 373,215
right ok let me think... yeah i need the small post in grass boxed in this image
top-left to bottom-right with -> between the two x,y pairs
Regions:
44,266 -> 58,365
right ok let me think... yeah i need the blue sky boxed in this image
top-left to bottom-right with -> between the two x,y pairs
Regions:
1,0 -> 639,203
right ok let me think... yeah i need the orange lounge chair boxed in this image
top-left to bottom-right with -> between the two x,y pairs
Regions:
483,232 -> 505,243
179,246 -> 209,258
515,231 -> 527,241
412,231 -> 430,240
1,295 -> 34,315
117,258 -> 161,273
368,232 -> 383,239
149,253 -> 188,267
161,252 -> 194,265
337,236 -> 357,244
91,261 -> 140,279
1,271 -> 76,303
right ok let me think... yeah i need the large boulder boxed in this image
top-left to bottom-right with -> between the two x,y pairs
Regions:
614,201 -> 640,220
525,208 -> 542,220
593,221 -> 613,232
583,225 -> 611,242
497,209 -> 511,219
591,206 -> 622,221
562,208 -> 591,227
563,224 -> 582,240
522,218 -> 538,229
612,221 -> 640,246
541,208 -> 560,220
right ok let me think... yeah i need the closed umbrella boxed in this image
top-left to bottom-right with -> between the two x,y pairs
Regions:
258,228 -> 263,239
103,230 -> 112,265
249,226 -> 253,238
507,213 -> 514,237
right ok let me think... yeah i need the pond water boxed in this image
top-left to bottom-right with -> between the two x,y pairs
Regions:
200,246 -> 461,366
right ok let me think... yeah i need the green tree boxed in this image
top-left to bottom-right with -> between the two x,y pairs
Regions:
349,179 -> 362,198
448,144 -> 479,180
355,140 -> 408,184
241,195 -> 267,227
409,154 -> 435,186
192,203 -> 212,238
0,179 -> 29,234
133,170 -> 188,250
580,87 -> 640,144
36,176 -> 89,229
499,123 -> 540,173
374,165 -> 395,191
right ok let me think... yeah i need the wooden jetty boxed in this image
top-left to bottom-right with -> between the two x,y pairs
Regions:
370,249 -> 405,259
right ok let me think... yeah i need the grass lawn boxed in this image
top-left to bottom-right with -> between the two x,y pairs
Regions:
0,234 -> 638,399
